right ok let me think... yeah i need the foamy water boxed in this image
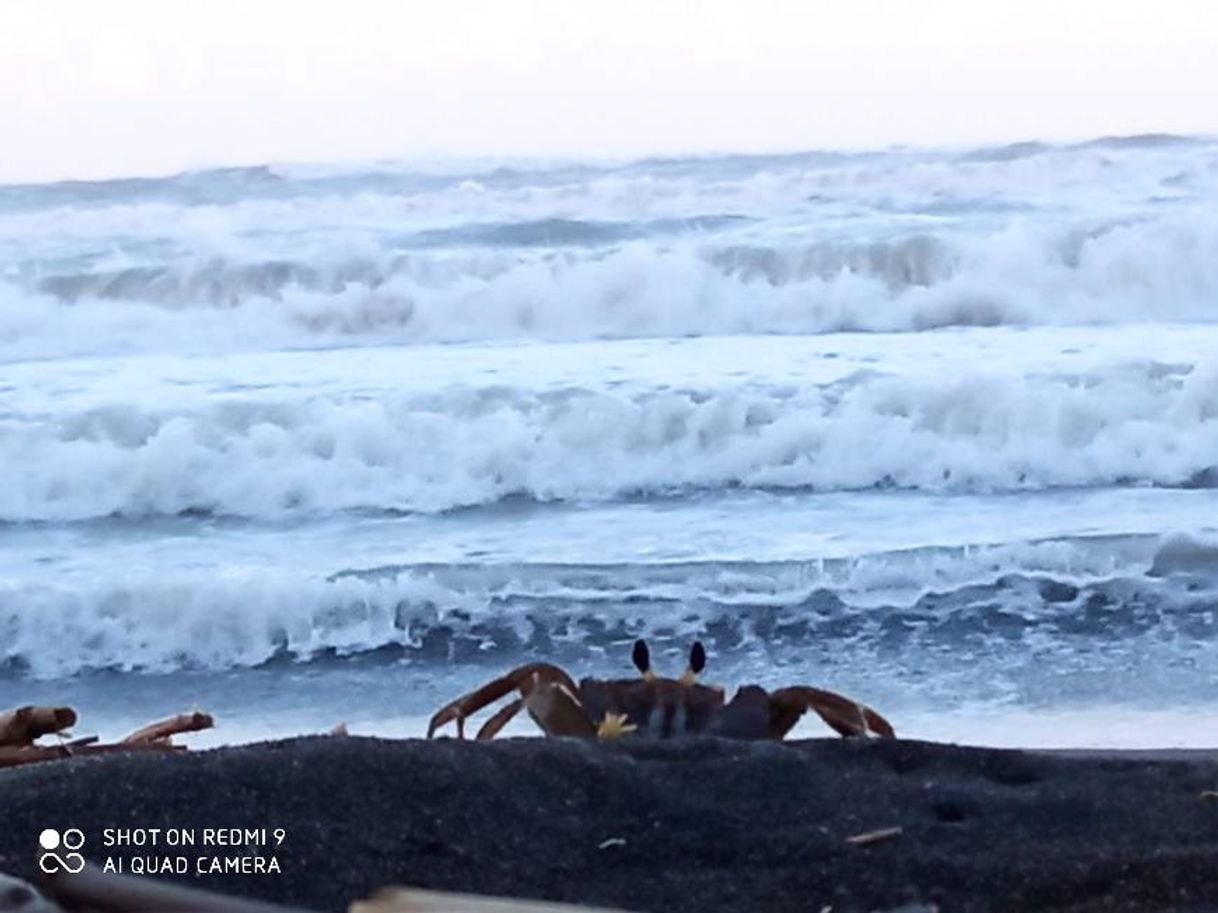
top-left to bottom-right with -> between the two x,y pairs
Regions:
2,136 -> 1217,747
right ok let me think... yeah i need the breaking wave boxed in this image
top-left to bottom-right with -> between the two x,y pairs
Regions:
2,214 -> 1217,360
3,535 -> 1216,682
7,136 -> 1218,742
3,135 -> 1218,360
4,354 -> 1218,521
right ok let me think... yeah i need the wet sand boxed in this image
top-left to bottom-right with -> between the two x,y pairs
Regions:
2,736 -> 1217,912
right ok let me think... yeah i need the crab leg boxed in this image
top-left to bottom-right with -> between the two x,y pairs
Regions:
523,678 -> 599,739
475,698 -> 525,740
427,664 -> 582,739
768,686 -> 896,739
473,676 -> 603,739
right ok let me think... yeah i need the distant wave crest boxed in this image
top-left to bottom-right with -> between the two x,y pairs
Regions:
3,135 -> 1218,359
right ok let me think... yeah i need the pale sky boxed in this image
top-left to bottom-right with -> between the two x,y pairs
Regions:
2,0 -> 1217,184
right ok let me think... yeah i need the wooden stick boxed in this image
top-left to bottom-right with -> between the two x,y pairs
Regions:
0,873 -> 58,913
0,707 -> 211,769
845,826 -> 903,847
43,863 -> 315,913
61,735 -> 100,749
0,706 -> 77,747
122,711 -> 215,745
353,888 -> 633,913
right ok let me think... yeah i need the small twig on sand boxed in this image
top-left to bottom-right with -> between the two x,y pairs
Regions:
1200,790 -> 1218,800
60,735 -> 100,749
845,826 -> 903,847
44,863 -> 313,913
123,711 -> 215,745
355,887 -> 631,912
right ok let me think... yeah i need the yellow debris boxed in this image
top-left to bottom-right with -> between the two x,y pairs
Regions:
596,713 -> 638,740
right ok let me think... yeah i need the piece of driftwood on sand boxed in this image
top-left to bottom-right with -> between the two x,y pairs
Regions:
0,707 -> 77,748
20,866 -> 633,913
38,863 -> 313,913
354,887 -> 633,913
0,707 -> 214,769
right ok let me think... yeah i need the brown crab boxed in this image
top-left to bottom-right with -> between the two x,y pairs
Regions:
427,640 -> 895,741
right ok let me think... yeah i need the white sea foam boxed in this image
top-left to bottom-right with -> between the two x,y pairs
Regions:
0,531 -> 1213,680
2,337 -> 1216,521
5,138 -> 1218,736
2,213 -> 1218,360
2,138 -> 1218,360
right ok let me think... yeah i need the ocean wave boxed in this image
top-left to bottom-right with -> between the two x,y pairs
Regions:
2,134 -> 1218,358
25,233 -> 949,311
0,133 -> 1203,212
2,536 -> 1214,679
2,355 -> 1216,521
2,208 -> 1217,360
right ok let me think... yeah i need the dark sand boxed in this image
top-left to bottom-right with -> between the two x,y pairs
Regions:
2,736 -> 1218,912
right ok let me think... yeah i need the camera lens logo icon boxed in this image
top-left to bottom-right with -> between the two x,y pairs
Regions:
38,828 -> 86,874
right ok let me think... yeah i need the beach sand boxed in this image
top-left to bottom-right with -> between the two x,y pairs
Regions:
2,736 -> 1217,912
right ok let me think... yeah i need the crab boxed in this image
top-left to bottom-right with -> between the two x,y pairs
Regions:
427,640 -> 895,741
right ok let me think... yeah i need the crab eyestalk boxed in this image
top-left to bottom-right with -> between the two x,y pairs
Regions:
632,639 -> 656,682
679,641 -> 706,686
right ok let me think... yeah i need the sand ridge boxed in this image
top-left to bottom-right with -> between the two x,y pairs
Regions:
1,735 -> 1217,912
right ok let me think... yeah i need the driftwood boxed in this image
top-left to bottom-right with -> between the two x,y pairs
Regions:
0,707 -> 77,748
123,711 -> 215,746
353,887 -> 633,913
0,872 -> 61,912
41,864 -> 312,913
0,708 -> 214,770
33,865 -> 631,913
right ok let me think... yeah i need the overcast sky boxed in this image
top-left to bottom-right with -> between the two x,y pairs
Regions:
3,0 -> 1217,183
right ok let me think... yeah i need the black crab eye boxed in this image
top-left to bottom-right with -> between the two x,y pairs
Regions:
632,639 -> 651,674
689,641 -> 706,674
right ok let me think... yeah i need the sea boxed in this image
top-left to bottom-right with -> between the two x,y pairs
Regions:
2,135 -> 1217,749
